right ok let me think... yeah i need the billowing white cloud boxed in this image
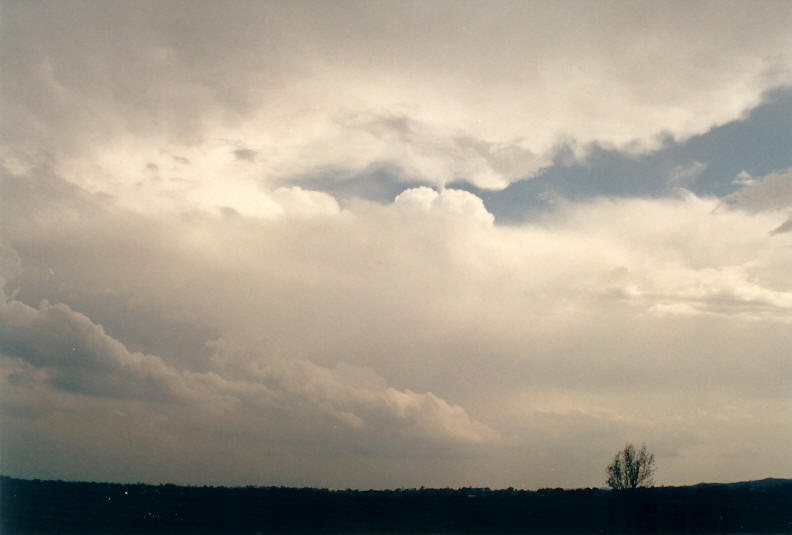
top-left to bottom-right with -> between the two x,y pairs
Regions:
394,186 -> 495,225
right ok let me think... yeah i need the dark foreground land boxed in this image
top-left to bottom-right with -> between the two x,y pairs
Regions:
2,475 -> 791,534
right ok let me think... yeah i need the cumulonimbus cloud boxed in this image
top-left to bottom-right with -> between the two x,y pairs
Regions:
2,158 -> 792,486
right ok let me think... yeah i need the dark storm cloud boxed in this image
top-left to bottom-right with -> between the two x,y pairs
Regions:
0,289 -> 189,402
0,282 -> 495,465
0,161 -> 222,366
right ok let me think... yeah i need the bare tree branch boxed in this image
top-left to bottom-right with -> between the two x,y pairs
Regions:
606,443 -> 656,489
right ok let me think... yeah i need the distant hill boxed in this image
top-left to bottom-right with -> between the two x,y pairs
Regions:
2,475 -> 791,533
691,476 -> 792,489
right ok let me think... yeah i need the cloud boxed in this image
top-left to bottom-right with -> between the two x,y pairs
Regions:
724,167 -> 792,212
3,157 -> 792,486
0,240 -> 23,283
2,2 -> 792,488
467,89 -> 792,223
0,282 -> 494,453
668,161 -> 707,188
393,187 -> 494,225
2,1 -> 790,196
772,216 -> 792,234
0,289 -> 190,402
331,110 -> 545,189
232,148 -> 258,163
270,187 -> 341,217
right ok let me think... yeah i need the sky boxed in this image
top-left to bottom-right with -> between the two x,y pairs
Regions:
1,0 -> 791,490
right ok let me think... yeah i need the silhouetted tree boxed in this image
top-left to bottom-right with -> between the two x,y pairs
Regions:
606,443 -> 655,489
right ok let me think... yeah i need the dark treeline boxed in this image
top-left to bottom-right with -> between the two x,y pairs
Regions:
2,475 -> 791,533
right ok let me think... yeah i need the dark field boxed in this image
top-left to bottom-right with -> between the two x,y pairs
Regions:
2,476 -> 791,534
